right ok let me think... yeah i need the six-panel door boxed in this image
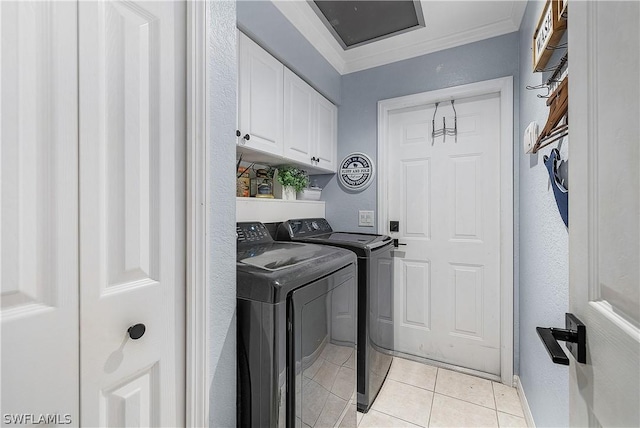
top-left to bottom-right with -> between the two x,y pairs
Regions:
387,93 -> 503,375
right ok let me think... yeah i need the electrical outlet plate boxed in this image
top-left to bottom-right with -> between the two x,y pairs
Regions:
358,210 -> 374,227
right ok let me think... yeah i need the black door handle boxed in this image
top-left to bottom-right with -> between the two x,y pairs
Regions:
236,130 -> 241,137
128,323 -> 146,340
243,134 -> 250,141
392,238 -> 406,248
537,313 -> 586,365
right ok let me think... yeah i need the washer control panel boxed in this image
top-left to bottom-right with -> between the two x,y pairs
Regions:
237,222 -> 272,244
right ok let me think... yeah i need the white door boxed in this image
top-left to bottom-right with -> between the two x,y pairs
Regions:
238,32 -> 284,155
1,1 -> 80,421
78,1 -> 186,426
1,1 -> 186,424
569,2 -> 640,426
387,93 -> 502,375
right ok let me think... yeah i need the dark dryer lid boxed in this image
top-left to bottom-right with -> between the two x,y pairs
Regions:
236,222 -> 356,303
319,232 -> 390,247
276,218 -> 393,257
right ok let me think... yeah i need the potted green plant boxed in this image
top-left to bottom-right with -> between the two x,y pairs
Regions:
275,165 -> 309,200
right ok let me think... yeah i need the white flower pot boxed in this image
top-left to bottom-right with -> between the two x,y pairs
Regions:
281,185 -> 297,201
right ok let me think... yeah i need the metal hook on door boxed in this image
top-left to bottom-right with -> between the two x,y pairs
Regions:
431,100 -> 458,144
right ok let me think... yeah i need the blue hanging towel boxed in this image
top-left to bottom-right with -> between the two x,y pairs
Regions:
544,148 -> 568,227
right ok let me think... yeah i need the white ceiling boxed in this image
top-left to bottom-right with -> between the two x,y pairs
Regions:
273,1 -> 527,75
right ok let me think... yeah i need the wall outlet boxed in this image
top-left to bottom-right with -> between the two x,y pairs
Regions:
358,210 -> 375,227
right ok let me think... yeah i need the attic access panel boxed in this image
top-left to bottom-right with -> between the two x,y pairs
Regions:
311,1 -> 425,50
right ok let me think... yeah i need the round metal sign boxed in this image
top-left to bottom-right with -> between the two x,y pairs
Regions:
338,152 -> 375,191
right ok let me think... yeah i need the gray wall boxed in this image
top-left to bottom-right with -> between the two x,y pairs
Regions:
517,1 -> 569,427
208,1 -> 237,427
225,3 -> 569,427
323,33 -> 520,235
237,0 -> 341,104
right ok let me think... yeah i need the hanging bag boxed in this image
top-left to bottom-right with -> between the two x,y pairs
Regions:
543,148 -> 569,227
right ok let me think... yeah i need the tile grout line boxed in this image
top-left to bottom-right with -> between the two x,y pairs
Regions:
493,381 -> 528,419
431,390 -> 499,412
390,376 -> 438,393
365,405 -> 423,427
426,367 -> 439,427
491,381 -> 500,427
497,409 -> 528,419
366,372 -> 429,427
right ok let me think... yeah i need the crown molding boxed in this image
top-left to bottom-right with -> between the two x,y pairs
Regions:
273,0 -> 527,76
272,0 -> 347,74
343,15 -> 522,74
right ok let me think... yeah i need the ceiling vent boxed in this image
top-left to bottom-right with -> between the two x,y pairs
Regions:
310,0 -> 425,50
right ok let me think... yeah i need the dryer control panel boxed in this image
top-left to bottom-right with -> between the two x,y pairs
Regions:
237,222 -> 272,244
284,218 -> 332,238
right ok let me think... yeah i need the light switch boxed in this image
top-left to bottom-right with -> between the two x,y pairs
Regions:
359,210 -> 374,227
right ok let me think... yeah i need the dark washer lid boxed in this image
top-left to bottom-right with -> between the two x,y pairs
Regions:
237,241 -> 356,303
238,241 -> 326,271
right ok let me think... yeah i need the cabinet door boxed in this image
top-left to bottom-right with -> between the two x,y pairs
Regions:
238,33 -> 284,155
314,94 -> 338,172
284,68 -> 315,165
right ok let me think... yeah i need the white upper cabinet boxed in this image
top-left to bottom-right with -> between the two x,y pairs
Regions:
284,69 -> 316,165
314,93 -> 338,172
283,69 -> 337,173
238,32 -> 284,155
238,32 -> 338,174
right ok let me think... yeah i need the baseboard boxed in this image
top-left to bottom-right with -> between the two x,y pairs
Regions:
514,375 -> 536,427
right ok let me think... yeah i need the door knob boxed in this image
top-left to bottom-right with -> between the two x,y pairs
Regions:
128,323 -> 146,340
537,313 -> 586,365
236,130 -> 241,137
243,134 -> 250,141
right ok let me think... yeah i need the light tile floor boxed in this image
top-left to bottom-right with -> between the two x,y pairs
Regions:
357,357 -> 527,428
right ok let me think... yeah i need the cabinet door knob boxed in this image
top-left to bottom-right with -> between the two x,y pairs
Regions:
236,130 -> 241,137
128,323 -> 146,340
243,134 -> 250,141
311,156 -> 317,162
